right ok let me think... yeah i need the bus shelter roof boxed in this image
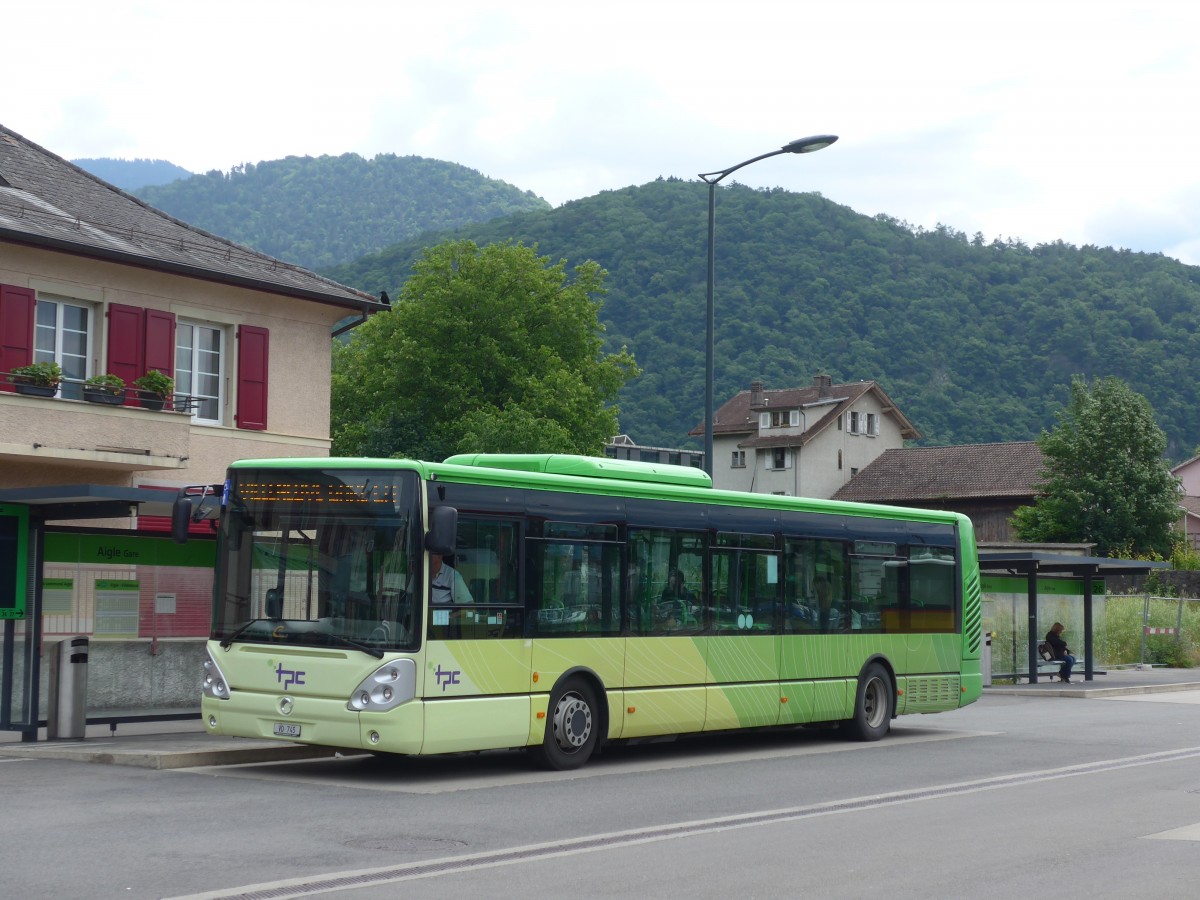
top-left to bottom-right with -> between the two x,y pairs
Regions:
977,550 -> 1168,577
0,484 -> 179,520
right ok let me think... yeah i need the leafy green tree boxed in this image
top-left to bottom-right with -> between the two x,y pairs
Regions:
1011,376 -> 1181,557
331,240 -> 638,461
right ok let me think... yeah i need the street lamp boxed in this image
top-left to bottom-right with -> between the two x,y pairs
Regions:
699,135 -> 838,478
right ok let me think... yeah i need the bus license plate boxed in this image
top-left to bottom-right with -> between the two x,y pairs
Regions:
273,722 -> 301,738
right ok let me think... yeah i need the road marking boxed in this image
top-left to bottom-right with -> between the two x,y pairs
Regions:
184,726 -> 996,793
1145,823 -> 1200,841
1101,689 -> 1200,705
165,744 -> 1200,900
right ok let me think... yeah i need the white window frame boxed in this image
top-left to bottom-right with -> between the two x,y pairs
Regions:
769,447 -> 790,470
848,411 -> 861,434
176,319 -> 227,425
866,413 -> 879,436
731,450 -> 746,468
34,294 -> 95,400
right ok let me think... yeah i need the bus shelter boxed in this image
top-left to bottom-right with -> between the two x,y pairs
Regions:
0,484 -> 192,742
977,550 -> 1168,683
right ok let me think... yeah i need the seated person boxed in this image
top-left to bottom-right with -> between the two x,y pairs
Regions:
1045,621 -> 1076,683
659,569 -> 697,628
408,553 -> 474,605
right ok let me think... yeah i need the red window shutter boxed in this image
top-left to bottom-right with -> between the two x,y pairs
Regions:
0,284 -> 36,393
236,325 -> 269,431
144,309 -> 176,380
107,303 -> 145,405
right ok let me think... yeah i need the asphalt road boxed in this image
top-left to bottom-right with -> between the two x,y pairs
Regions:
3,687 -> 1199,899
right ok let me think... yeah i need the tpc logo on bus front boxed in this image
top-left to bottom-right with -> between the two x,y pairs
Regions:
275,662 -> 305,689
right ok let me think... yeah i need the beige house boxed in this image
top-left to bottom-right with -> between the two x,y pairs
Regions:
0,123 -> 383,729
691,375 -> 919,497
1170,456 -> 1200,550
0,123 -> 382,517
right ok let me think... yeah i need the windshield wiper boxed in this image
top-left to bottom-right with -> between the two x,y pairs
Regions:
220,619 -> 260,650
324,632 -> 384,659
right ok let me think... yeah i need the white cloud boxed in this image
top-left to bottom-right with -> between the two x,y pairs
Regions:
6,0 -> 1200,263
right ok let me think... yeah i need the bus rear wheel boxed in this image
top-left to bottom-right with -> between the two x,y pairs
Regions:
529,678 -> 599,770
842,663 -> 893,741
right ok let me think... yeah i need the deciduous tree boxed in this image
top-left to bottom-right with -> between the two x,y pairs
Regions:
331,240 -> 638,461
1011,376 -> 1181,557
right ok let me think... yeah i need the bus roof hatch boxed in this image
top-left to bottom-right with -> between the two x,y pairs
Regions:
442,454 -> 713,489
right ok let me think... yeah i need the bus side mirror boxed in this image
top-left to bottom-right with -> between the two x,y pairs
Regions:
425,506 -> 458,556
171,497 -> 194,545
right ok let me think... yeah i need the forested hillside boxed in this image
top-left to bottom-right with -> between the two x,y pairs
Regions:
326,178 -> 1200,459
134,153 -> 550,270
72,157 -> 193,190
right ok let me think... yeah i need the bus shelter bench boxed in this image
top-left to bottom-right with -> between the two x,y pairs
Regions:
1035,642 -> 1067,680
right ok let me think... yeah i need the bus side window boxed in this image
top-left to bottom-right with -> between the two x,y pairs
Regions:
530,539 -> 620,636
429,516 -> 523,640
712,532 -> 778,634
783,538 -> 848,633
627,528 -> 704,636
908,546 -> 957,632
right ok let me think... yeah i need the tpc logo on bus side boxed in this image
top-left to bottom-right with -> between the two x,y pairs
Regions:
434,665 -> 460,691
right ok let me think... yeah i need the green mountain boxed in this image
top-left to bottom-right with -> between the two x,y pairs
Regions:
325,178 -> 1200,460
133,153 -> 551,271
72,157 -> 193,191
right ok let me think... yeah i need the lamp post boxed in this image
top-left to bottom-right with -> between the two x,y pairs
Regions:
699,134 -> 838,478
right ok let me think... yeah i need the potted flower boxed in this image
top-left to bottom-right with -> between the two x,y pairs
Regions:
8,361 -> 63,397
133,369 -> 174,411
83,373 -> 126,405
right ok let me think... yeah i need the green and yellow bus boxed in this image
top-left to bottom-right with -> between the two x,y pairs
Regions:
191,453 -> 982,769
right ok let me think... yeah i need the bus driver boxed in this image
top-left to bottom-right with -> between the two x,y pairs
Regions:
422,552 -> 474,604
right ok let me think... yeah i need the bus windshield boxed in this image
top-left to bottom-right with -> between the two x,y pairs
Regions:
212,467 -> 423,654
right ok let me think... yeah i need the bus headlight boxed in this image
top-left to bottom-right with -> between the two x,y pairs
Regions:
203,651 -> 231,700
347,659 -> 416,712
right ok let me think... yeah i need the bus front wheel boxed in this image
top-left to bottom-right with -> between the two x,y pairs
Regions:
530,678 -> 599,770
842,663 -> 893,741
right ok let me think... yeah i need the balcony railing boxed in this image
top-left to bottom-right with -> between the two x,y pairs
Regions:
2,371 -> 200,413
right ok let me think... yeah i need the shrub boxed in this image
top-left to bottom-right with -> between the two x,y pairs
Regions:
9,361 -> 63,386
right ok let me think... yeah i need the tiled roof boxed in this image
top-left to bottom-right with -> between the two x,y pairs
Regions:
689,378 -> 920,443
831,441 -> 1045,502
0,124 -> 380,311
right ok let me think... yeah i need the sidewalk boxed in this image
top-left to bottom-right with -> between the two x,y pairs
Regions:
984,666 -> 1200,698
2,668 -> 1197,769
0,717 -> 348,769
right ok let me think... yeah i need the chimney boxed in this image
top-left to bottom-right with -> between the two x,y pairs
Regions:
749,380 -> 764,407
813,373 -> 832,399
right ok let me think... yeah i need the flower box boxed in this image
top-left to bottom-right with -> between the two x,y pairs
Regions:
83,386 -> 124,405
14,382 -> 58,398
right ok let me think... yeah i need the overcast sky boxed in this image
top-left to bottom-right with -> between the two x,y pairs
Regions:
9,2 -> 1200,264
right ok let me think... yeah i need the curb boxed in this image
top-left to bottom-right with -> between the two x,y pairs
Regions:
0,739 -> 344,769
984,681 -> 1200,700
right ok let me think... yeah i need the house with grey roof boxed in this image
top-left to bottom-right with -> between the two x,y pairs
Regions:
831,441 -> 1046,541
0,123 -> 385,723
1,122 -> 384,509
689,374 -> 920,497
